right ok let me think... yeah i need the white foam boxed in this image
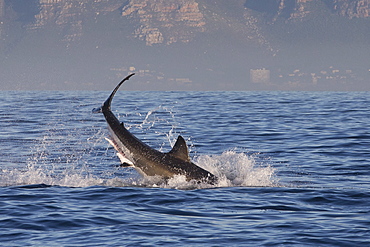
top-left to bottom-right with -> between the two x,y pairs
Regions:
0,105 -> 277,189
0,149 -> 277,189
0,165 -> 104,187
144,150 -> 277,189
196,150 -> 277,187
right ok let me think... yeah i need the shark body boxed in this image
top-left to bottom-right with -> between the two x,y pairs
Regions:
94,74 -> 217,184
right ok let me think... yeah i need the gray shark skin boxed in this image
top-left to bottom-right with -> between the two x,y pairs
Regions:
94,74 -> 217,184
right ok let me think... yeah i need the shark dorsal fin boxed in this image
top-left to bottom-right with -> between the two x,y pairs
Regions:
168,136 -> 190,162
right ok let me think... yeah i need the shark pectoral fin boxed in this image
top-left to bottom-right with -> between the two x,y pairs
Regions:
168,135 -> 191,162
116,153 -> 134,167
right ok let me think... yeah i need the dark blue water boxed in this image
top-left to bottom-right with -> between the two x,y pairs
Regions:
1,91 -> 369,246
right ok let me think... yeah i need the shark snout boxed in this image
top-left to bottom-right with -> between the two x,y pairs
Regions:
92,106 -> 103,114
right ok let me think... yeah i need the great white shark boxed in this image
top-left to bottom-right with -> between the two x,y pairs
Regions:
93,73 -> 217,184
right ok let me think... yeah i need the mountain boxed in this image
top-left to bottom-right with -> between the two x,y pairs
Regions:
0,0 -> 369,90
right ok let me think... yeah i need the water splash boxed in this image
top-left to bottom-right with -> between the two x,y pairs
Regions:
1,150 -> 276,189
0,105 -> 277,189
196,150 -> 277,187
121,104 -> 179,151
0,166 -> 103,187
142,150 -> 277,189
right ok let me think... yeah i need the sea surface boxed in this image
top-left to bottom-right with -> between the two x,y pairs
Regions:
0,90 -> 369,246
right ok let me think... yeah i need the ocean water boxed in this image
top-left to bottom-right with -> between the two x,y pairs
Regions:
0,90 -> 369,246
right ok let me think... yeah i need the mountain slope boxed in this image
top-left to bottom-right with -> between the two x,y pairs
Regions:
0,0 -> 369,90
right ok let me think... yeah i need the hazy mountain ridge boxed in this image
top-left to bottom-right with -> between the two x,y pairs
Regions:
0,0 -> 369,90
245,0 -> 370,20
2,0 -> 368,47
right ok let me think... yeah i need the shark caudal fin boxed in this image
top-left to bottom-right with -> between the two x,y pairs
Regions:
102,73 -> 135,111
168,136 -> 191,162
92,73 -> 135,114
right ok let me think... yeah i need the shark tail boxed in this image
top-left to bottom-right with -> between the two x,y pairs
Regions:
102,73 -> 135,111
92,73 -> 135,114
